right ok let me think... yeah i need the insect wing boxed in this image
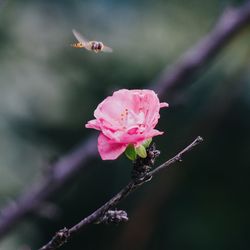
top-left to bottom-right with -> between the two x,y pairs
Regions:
84,43 -> 92,51
72,29 -> 90,50
102,45 -> 113,53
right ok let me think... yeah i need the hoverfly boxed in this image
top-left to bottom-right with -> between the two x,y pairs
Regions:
71,29 -> 113,53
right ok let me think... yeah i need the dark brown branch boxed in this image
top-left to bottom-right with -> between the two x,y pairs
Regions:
0,1 -> 250,241
38,136 -> 203,250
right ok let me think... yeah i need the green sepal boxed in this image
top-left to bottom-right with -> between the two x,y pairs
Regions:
125,144 -> 137,161
136,144 -> 147,158
142,138 -> 152,148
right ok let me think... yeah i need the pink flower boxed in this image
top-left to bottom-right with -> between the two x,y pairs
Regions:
85,89 -> 168,160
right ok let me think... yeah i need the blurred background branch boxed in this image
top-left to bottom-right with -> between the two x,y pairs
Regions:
153,0 -> 250,102
0,136 -> 97,237
0,135 -> 97,239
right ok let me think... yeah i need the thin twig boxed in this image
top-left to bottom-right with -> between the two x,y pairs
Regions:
0,1 -> 250,240
38,136 -> 203,250
150,136 -> 203,176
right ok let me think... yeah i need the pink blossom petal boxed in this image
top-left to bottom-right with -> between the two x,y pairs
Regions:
120,129 -> 163,144
160,102 -> 169,108
85,119 -> 100,130
98,133 -> 127,160
143,91 -> 161,126
148,129 -> 164,137
94,90 -> 141,124
120,133 -> 145,144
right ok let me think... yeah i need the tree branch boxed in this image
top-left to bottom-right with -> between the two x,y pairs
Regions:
0,1 -> 250,240
38,136 -> 203,250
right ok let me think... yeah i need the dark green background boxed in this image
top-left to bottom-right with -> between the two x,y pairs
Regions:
0,0 -> 249,249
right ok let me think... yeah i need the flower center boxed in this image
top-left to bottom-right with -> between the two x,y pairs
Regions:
120,108 -> 145,132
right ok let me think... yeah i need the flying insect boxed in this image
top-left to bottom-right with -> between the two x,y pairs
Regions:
71,29 -> 113,53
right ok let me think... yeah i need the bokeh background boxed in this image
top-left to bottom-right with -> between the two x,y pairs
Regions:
0,0 -> 250,249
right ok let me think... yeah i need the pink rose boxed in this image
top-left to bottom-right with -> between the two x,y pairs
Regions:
85,89 -> 168,160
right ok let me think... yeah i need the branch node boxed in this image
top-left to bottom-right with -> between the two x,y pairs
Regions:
97,209 -> 128,224
40,227 -> 70,250
197,136 -> 204,143
131,143 -> 160,182
176,155 -> 182,162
